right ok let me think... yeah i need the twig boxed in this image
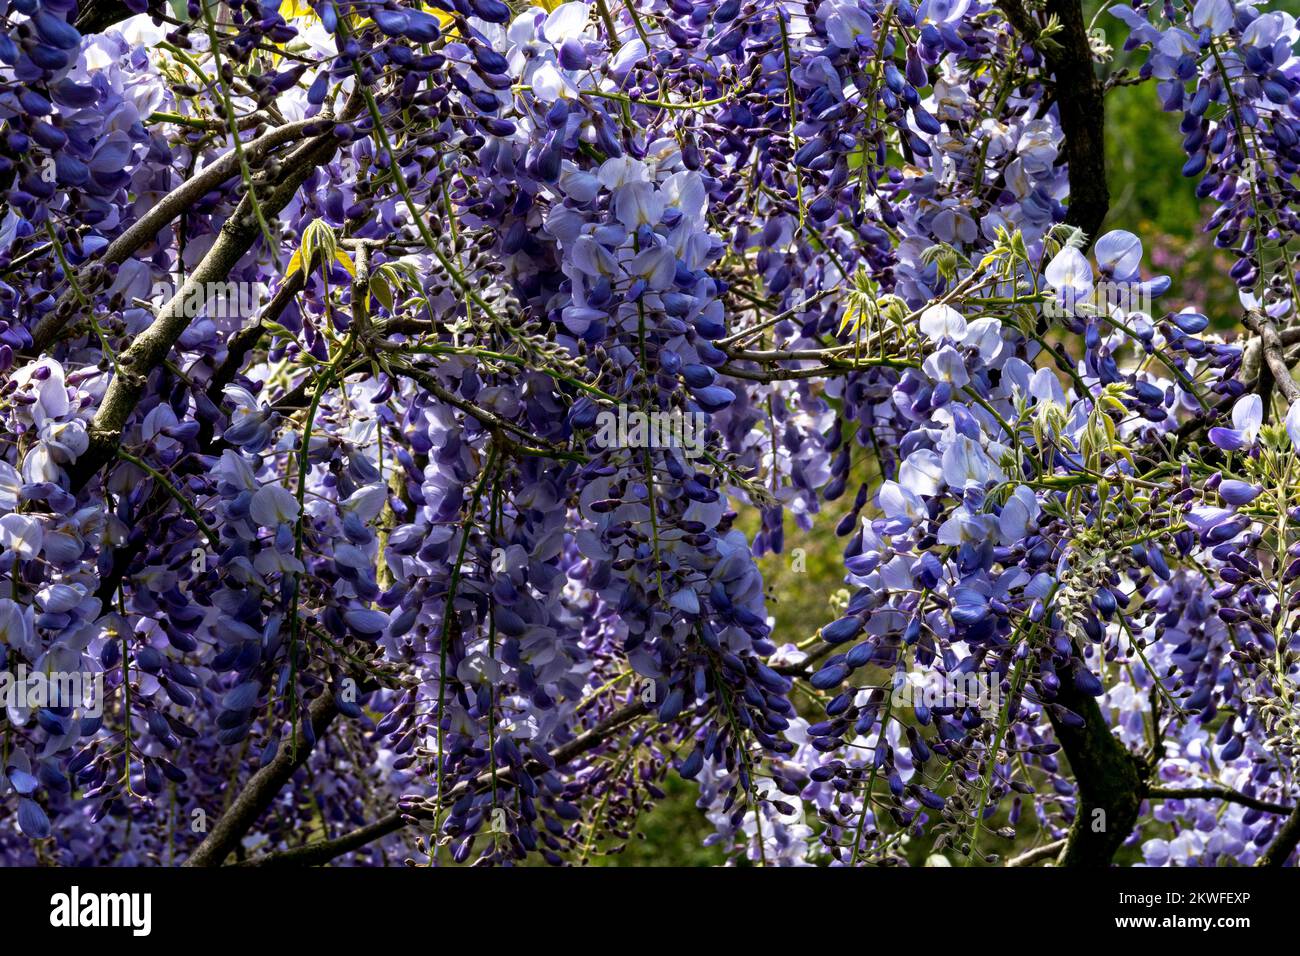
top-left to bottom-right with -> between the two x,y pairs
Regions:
1006,839 -> 1067,867
389,361 -> 585,462
1243,310 -> 1300,405
28,118 -> 319,355
238,699 -> 650,867
1148,785 -> 1292,816
1257,803 -> 1300,867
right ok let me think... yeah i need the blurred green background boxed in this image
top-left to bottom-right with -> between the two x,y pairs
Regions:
587,0 -> 1300,866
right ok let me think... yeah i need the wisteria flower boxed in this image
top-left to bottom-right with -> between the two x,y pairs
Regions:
1208,394 -> 1263,451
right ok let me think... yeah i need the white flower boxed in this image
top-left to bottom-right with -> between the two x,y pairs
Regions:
543,2 -> 592,44
0,514 -> 44,560
1044,245 -> 1093,306
919,304 -> 966,342
1286,401 -> 1300,453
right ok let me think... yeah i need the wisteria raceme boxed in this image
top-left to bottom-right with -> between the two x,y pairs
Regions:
0,0 -> 1295,871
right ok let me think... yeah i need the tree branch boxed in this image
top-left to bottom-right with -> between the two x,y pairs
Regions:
386,360 -> 586,462
183,690 -> 340,867
199,271 -> 307,426
74,0 -> 153,35
1046,673 -> 1146,867
1000,0 -> 1109,242
28,118 -> 319,355
67,125 -> 348,492
1257,802 -> 1300,867
239,699 -> 650,867
1243,311 -> 1300,405
1006,838 -> 1066,867
1148,785 -> 1293,816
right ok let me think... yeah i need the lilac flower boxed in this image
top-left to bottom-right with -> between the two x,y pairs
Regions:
1287,402 -> 1300,452
221,385 -> 276,452
1045,245 -> 1093,311
822,1 -> 876,50
922,345 -> 970,390
250,484 -> 300,527
1191,0 -> 1234,33
0,514 -> 43,559
941,433 -> 1004,489
937,505 -> 996,546
1218,480 -> 1261,507
1093,230 -> 1143,282
877,480 -> 926,528
1208,394 -> 1262,451
919,304 -> 966,342
997,485 -> 1040,543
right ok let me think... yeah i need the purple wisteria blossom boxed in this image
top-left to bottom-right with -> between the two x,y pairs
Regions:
0,0 -> 1294,874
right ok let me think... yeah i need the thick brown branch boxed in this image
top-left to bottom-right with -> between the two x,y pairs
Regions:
1148,785 -> 1292,816
67,127 -> 348,492
1046,675 -> 1146,866
1243,311 -> 1300,405
239,699 -> 650,867
1000,0 -> 1109,242
1257,803 -> 1300,867
28,118 -> 319,355
183,690 -> 340,867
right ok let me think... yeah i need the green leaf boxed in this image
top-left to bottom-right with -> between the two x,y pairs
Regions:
370,274 -> 393,311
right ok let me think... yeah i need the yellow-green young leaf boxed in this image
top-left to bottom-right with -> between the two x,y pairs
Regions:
284,247 -> 304,279
1101,394 -> 1128,414
838,302 -> 861,337
370,274 -> 393,311
879,295 -> 907,326
299,219 -> 339,276
1010,231 -> 1030,262
263,320 -> 293,339
334,249 -> 356,277
279,0 -> 314,19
